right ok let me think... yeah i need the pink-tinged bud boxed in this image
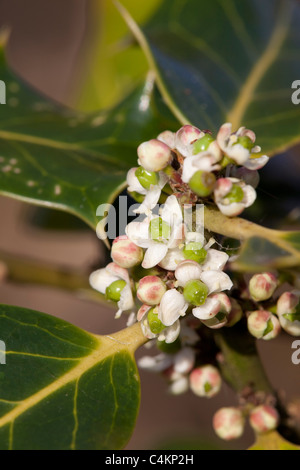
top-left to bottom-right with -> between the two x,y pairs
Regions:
137,139 -> 172,172
175,125 -> 203,157
137,275 -> 167,306
277,292 -> 300,336
249,405 -> 279,434
226,298 -> 243,327
213,407 -> 245,441
247,310 -> 281,340
249,272 -> 277,301
189,365 -> 221,398
277,291 -> 299,316
111,236 -> 144,269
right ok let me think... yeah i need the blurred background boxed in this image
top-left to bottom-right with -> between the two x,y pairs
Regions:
0,0 -> 299,450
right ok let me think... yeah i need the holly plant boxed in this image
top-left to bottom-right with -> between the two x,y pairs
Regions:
0,0 -> 300,451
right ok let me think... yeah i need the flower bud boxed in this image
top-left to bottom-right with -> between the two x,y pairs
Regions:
193,133 -> 215,154
277,292 -> 300,336
277,291 -> 299,317
247,310 -> 281,340
183,242 -> 207,264
175,125 -> 202,157
249,272 -> 277,301
188,170 -> 216,197
111,236 -> 144,269
137,139 -> 171,172
105,280 -> 127,302
137,275 -> 167,306
249,405 -> 279,434
135,166 -> 159,189
147,307 -> 166,335
213,407 -> 245,440
183,280 -> 209,306
189,365 -> 221,398
200,293 -> 231,329
234,135 -> 254,151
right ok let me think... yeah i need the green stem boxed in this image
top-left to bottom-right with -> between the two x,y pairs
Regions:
0,251 -> 106,304
215,323 -> 273,394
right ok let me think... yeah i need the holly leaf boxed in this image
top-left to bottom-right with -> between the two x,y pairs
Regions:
118,0 -> 300,156
76,0 -> 162,111
0,304 -> 146,450
0,36 -> 178,231
249,431 -> 300,450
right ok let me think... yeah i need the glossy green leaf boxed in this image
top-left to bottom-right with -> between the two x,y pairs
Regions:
249,431 -> 300,450
0,304 -> 146,450
75,0 -> 162,111
232,236 -> 297,271
119,0 -> 300,155
0,39 -> 178,230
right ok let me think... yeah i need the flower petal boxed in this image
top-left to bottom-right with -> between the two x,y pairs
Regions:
160,320 -> 181,344
192,296 -> 221,320
201,249 -> 229,271
173,347 -> 195,374
133,186 -> 161,215
142,243 -> 168,269
138,353 -> 173,372
157,130 -> 176,148
89,268 -> 118,294
200,270 -> 233,294
243,155 -> 269,170
116,284 -> 134,317
158,289 -> 188,326
107,262 -> 130,283
126,219 -> 151,248
182,153 -> 220,183
226,144 -> 250,165
159,247 -> 185,271
242,184 -> 257,207
216,201 -> 245,217
127,167 -> 147,195
175,260 -> 202,287
175,125 -> 203,157
161,195 -> 183,226
217,123 -> 232,151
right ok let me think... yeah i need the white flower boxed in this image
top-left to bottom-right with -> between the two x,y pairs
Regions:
157,258 -> 232,326
138,346 -> 195,396
176,259 -> 232,322
214,177 -> 256,217
175,125 -> 204,157
89,262 -> 134,318
158,289 -> 189,326
138,353 -> 174,372
217,123 -> 269,169
158,247 -> 186,271
127,167 -> 169,216
138,304 -> 181,343
181,150 -> 221,183
126,195 -> 186,269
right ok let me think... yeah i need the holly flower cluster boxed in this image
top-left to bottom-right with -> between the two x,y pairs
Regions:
88,123 -> 296,442
126,122 -> 269,218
